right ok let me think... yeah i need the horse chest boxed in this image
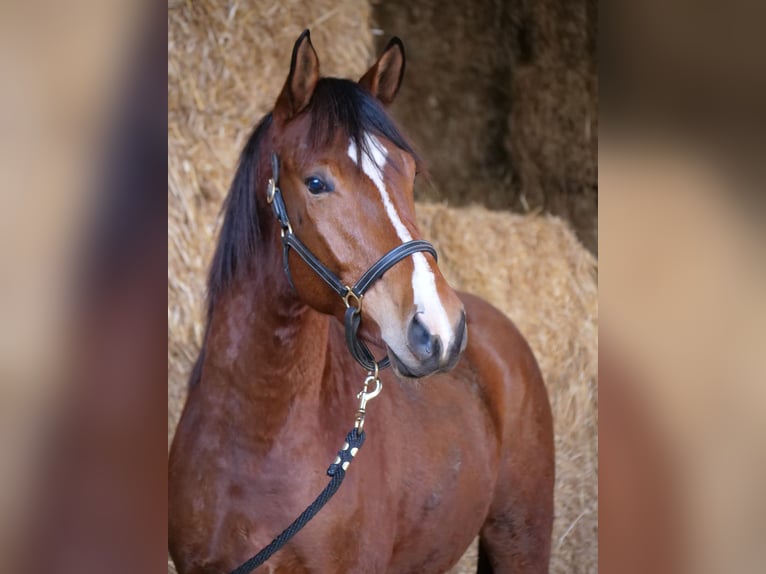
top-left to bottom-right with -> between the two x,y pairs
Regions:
239,401 -> 495,573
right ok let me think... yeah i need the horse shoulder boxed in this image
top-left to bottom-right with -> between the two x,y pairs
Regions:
458,291 -> 555,574
458,291 -> 552,446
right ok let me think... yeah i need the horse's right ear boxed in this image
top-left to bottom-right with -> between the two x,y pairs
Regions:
274,30 -> 320,124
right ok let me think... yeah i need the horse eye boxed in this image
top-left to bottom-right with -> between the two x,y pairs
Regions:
305,176 -> 332,194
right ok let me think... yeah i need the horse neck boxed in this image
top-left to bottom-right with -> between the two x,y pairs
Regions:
202,229 -> 330,410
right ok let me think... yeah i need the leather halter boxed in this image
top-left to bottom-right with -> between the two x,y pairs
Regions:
266,152 -> 437,372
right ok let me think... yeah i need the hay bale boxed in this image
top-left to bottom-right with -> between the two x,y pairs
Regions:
168,3 -> 597,573
371,0 -> 598,253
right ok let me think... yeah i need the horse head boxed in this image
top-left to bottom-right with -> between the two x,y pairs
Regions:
267,31 -> 466,379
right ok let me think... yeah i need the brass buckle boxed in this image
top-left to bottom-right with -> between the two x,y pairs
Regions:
343,287 -> 363,314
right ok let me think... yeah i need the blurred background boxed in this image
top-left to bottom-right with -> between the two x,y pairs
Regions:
599,1 -> 766,572
0,0 -> 762,573
0,1 -> 166,572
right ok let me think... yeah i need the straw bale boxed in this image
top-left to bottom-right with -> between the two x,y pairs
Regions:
371,0 -> 598,253
168,3 -> 597,573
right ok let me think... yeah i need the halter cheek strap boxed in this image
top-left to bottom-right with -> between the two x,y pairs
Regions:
266,152 -> 437,372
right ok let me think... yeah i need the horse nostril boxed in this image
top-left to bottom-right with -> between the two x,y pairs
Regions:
408,315 -> 430,353
408,314 -> 440,360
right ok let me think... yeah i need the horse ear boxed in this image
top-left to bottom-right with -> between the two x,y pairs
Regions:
274,30 -> 320,124
359,37 -> 405,106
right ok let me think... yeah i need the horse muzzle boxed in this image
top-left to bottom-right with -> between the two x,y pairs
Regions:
389,310 -> 467,379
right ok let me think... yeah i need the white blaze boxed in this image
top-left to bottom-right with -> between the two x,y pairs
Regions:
348,134 -> 453,357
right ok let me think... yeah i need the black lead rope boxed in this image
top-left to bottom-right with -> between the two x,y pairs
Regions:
229,429 -> 365,574
228,153 -> 436,573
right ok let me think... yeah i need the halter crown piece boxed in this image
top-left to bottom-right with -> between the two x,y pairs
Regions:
266,152 -> 438,373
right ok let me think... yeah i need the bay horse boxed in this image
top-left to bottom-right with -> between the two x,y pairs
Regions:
169,31 -> 554,574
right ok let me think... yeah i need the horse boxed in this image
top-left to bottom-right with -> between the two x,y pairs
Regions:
169,30 -> 554,574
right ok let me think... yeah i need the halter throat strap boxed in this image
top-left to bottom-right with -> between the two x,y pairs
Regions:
266,152 -> 437,372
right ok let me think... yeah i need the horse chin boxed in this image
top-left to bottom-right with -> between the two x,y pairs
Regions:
387,347 -> 438,380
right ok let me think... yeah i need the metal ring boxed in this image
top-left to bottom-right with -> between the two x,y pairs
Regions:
266,179 -> 276,204
343,287 -> 363,313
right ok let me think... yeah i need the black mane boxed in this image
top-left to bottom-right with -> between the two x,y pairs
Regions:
206,112 -> 272,316
205,78 -> 420,317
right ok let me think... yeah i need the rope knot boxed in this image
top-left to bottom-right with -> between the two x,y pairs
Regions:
327,428 -> 365,476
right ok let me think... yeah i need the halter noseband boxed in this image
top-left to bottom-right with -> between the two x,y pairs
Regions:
266,152 -> 437,373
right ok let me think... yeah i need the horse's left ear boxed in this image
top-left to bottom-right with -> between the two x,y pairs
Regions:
359,37 -> 405,106
274,29 -> 320,124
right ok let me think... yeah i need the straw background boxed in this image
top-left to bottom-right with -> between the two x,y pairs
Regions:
372,0 -> 598,254
168,1 -> 597,572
